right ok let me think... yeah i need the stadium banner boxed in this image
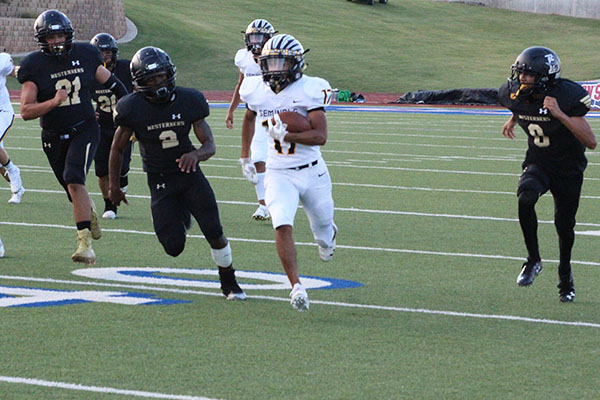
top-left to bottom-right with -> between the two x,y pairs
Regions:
579,81 -> 600,110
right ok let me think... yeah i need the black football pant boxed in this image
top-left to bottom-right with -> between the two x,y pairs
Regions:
517,164 -> 583,282
95,125 -> 132,184
147,169 -> 224,257
41,119 -> 99,201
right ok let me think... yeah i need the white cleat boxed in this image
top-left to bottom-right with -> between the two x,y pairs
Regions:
290,283 -> 309,311
8,186 -> 25,204
318,223 -> 337,262
252,204 -> 270,221
102,210 -> 116,219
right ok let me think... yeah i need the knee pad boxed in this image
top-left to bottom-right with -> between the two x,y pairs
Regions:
211,243 -> 232,267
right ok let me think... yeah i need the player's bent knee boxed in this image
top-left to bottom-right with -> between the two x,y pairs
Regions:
211,243 -> 232,267
518,190 -> 538,208
161,236 -> 186,257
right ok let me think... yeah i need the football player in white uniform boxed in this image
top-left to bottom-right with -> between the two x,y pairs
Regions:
0,51 -> 25,204
240,34 -> 337,311
227,19 -> 276,221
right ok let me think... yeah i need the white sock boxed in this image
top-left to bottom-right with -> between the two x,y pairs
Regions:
255,172 -> 266,201
3,160 -> 16,173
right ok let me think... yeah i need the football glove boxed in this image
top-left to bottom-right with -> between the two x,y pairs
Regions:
239,158 -> 258,184
267,114 -> 289,143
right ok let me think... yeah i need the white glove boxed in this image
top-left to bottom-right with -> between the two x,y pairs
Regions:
239,158 -> 258,184
267,114 -> 288,143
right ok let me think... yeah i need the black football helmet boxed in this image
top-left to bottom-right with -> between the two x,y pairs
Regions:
509,46 -> 561,100
243,19 -> 277,57
90,33 -> 119,69
130,46 -> 177,103
34,9 -> 74,57
259,34 -> 307,93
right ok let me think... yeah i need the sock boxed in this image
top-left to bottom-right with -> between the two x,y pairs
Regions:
76,221 -> 92,231
255,172 -> 266,201
3,160 -> 16,173
104,197 -> 117,212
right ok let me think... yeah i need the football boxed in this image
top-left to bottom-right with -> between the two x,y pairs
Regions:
270,111 -> 312,132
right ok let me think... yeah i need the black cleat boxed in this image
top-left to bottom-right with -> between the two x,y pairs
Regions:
218,268 -> 246,301
558,280 -> 575,303
517,261 -> 543,286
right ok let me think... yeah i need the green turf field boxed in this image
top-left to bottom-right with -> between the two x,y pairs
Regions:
1,104 -> 600,399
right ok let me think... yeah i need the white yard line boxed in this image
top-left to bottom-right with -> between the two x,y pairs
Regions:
0,376 -> 220,400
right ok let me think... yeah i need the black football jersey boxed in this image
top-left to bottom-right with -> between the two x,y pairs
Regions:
91,59 -> 133,128
498,78 -> 591,174
114,87 -> 210,173
17,43 -> 103,130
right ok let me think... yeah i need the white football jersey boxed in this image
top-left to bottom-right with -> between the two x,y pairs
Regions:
240,74 -> 333,169
0,53 -> 14,113
234,48 -> 262,78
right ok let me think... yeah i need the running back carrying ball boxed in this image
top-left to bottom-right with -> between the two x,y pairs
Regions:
262,111 -> 311,132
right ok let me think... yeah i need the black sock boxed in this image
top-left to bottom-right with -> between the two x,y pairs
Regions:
104,197 -> 117,212
76,221 -> 91,231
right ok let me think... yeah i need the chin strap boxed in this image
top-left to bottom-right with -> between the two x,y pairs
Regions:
510,84 -> 527,100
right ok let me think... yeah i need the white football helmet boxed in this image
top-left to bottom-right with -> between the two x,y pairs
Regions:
259,34 -> 307,93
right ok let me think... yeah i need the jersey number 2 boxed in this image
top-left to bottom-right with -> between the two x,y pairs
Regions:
159,130 -> 179,149
55,76 -> 81,107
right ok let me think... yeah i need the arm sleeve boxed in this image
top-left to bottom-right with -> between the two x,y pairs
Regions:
103,73 -> 128,99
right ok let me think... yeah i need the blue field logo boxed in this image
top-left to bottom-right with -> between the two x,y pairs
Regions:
0,285 -> 190,308
72,267 -> 363,290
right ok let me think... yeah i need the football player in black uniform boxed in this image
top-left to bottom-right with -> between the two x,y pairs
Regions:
18,10 -> 128,265
90,33 -> 133,220
498,46 -> 597,302
109,46 -> 246,300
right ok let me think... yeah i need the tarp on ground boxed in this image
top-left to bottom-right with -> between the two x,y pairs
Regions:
395,88 -> 499,105
395,82 -> 600,110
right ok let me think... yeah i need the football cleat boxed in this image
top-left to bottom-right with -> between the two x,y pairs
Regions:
318,223 -> 337,262
558,280 -> 575,303
252,204 -> 270,221
8,186 -> 25,204
90,200 -> 102,240
517,260 -> 542,286
102,210 -> 116,219
290,283 -> 309,311
218,268 -> 246,300
71,228 -> 96,264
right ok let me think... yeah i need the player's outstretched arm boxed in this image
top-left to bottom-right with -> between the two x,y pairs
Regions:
177,119 -> 217,173
502,115 -> 517,140
108,125 -> 131,205
240,108 -> 256,159
226,72 -> 244,129
95,65 -> 128,99
19,81 -> 67,120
